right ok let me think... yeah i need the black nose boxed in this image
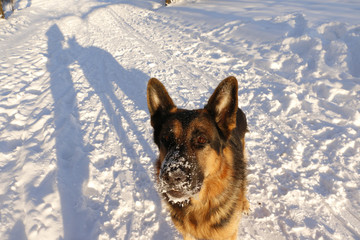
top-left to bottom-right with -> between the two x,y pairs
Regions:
160,168 -> 187,186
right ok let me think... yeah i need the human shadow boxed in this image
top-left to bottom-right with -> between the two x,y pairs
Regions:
66,36 -> 174,240
46,24 -> 96,240
46,24 -> 173,239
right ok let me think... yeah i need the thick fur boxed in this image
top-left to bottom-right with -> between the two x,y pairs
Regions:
0,0 -> 14,19
147,77 -> 249,240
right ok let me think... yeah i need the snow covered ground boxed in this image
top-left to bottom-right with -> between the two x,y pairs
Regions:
1,0 -> 359,239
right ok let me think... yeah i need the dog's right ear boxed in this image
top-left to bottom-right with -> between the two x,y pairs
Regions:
205,76 -> 238,140
147,78 -> 176,127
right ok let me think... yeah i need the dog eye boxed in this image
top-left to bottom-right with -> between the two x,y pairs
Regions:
197,136 -> 208,145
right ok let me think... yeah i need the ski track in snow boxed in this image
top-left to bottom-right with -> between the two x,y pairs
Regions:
0,0 -> 359,239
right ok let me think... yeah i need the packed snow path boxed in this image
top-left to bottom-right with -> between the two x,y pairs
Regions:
0,0 -> 359,239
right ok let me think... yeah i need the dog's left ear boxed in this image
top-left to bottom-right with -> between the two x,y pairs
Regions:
205,76 -> 238,139
147,78 -> 176,127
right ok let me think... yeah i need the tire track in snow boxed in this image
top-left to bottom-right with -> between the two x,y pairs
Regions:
103,5 -> 215,104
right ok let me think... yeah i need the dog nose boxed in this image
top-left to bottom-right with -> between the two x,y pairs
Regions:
161,168 -> 187,186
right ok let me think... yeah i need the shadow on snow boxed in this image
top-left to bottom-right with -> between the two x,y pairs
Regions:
46,24 -> 172,240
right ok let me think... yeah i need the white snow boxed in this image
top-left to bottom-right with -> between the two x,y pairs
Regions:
1,0 -> 359,239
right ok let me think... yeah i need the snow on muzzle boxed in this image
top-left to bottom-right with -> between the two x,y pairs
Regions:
158,147 -> 203,204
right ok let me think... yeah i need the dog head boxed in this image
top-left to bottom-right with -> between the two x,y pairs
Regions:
147,77 -> 239,206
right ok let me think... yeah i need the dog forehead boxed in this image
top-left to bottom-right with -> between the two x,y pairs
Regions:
165,110 -> 214,134
163,110 -> 196,136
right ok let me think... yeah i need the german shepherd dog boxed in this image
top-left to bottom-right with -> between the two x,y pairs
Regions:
147,76 -> 249,240
0,0 -> 14,19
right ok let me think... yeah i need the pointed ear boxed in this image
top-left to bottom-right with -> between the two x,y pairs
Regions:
205,76 -> 238,139
147,78 -> 176,127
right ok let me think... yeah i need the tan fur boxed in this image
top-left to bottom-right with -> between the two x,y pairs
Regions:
171,119 -> 183,140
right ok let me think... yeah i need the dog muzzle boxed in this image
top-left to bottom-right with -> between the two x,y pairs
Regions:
158,149 -> 203,205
